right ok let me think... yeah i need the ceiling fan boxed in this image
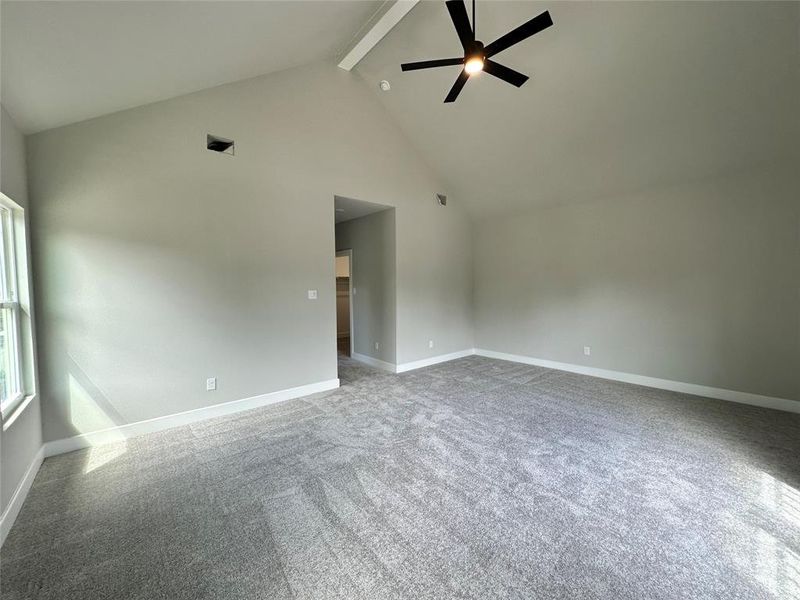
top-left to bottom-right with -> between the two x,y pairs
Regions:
401,0 -> 553,103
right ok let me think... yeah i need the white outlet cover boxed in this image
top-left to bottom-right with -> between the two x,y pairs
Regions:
374,342 -> 379,350
307,289 -> 318,300
584,346 -> 591,356
429,340 -> 434,348
206,377 -> 217,391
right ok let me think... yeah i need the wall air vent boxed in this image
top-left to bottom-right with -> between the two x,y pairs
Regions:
207,134 -> 234,155
436,193 -> 447,207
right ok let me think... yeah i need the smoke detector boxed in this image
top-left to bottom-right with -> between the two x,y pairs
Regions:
379,80 -> 391,92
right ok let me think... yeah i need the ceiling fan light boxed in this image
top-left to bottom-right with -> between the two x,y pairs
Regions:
465,56 -> 484,75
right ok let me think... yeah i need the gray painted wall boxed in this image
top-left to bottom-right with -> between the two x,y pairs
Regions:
1,106 -> 28,203
26,62 -> 474,443
336,209 -> 396,364
474,163 -> 800,403
0,105 -> 42,515
395,197 -> 472,364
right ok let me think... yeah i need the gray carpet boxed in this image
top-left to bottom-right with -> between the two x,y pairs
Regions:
2,356 -> 799,600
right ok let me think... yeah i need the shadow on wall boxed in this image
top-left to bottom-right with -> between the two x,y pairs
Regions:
32,184 -> 339,443
33,358 -> 130,473
67,355 -> 127,472
67,354 -> 125,433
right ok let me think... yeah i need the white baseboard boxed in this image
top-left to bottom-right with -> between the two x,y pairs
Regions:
0,446 -> 44,547
352,349 -> 477,374
351,352 -> 396,373
395,349 -> 476,373
43,378 -> 340,458
475,349 -> 800,414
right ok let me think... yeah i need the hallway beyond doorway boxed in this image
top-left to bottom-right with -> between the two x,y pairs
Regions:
335,250 -> 352,357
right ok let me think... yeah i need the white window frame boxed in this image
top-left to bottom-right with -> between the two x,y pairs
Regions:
0,200 -> 25,417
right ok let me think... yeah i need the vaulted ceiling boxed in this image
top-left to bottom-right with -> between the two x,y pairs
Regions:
2,1 -> 798,218
0,0 -> 382,133
355,1 -> 800,216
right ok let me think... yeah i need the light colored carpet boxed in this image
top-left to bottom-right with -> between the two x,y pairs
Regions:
2,356 -> 799,599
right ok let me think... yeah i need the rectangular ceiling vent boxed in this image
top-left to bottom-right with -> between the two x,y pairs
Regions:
207,134 -> 234,155
436,193 -> 447,207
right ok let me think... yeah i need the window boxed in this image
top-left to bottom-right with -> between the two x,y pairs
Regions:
0,202 -> 24,415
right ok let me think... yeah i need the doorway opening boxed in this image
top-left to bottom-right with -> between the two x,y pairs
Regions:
333,195 -> 396,372
335,250 -> 352,356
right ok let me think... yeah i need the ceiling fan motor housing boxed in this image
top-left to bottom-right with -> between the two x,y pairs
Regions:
465,40 -> 485,62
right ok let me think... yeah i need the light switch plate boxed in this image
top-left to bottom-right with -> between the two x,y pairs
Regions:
308,289 -> 318,300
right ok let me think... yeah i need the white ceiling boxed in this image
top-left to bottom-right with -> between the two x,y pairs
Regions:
0,0 -> 383,133
356,1 -> 800,217
334,195 -> 392,223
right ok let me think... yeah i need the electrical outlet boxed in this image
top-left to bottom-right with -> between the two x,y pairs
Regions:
307,289 -> 318,300
206,377 -> 217,391
375,342 -> 380,351
583,346 -> 591,356
429,340 -> 434,349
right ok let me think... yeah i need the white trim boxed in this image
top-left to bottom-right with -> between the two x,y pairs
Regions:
475,349 -> 800,414
351,348 -> 477,374
0,446 -> 44,547
0,200 -> 25,413
351,352 -> 396,373
43,378 -> 340,457
1,393 -> 36,431
338,0 -> 420,71
395,349 -> 476,373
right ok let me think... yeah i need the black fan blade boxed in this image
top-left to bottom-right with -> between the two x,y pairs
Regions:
484,11 -> 553,58
444,70 -> 469,103
401,57 -> 463,72
446,0 -> 474,50
483,59 -> 529,87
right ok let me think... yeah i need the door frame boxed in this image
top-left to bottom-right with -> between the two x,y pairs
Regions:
336,249 -> 354,357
